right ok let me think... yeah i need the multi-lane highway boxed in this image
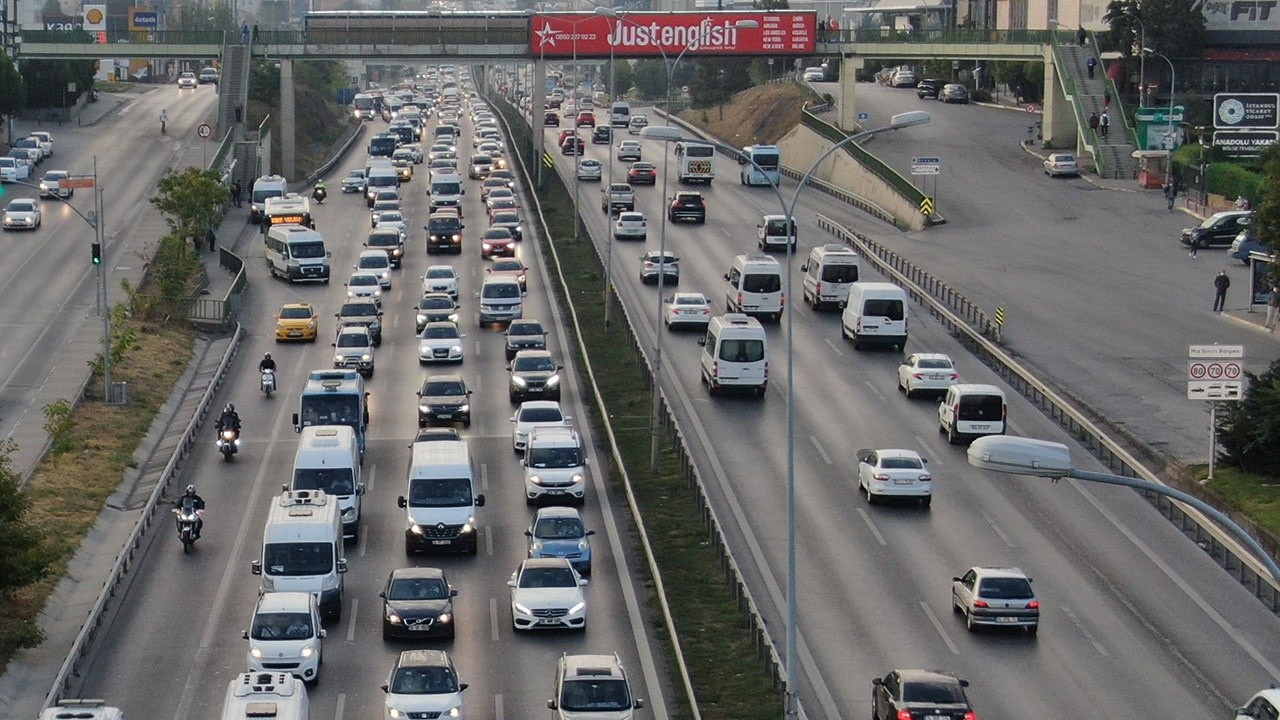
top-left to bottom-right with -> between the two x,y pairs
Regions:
73,82 -> 668,720
527,88 -> 1280,719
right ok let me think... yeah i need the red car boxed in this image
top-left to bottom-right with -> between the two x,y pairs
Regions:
575,111 -> 596,127
479,227 -> 517,258
544,112 -> 560,127
557,129 -> 577,145
627,162 -> 657,185
560,137 -> 585,155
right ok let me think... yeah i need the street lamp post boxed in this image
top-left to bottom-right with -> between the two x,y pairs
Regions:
967,435 -> 1280,586
645,110 -> 931,720
1143,46 -> 1175,148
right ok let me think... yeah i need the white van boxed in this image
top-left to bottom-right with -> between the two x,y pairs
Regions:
840,281 -> 907,350
938,384 -> 1007,445
397,439 -> 486,554
522,426 -> 588,505
609,101 -> 631,128
40,700 -> 123,720
699,313 -> 768,396
265,225 -> 331,284
756,214 -> 796,252
365,166 -> 399,206
478,276 -> 523,326
290,426 -> 364,539
724,253 -> 784,322
429,173 -> 465,215
220,672 -> 310,720
801,244 -> 860,310
250,174 -> 288,224
243,591 -> 326,685
251,490 -> 347,622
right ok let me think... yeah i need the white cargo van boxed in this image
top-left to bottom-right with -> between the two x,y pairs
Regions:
243,591 -> 326,685
251,490 -> 347,622
478,276 -> 524,326
938,384 -> 1007,445
250,174 -> 288,224
290,426 -> 364,539
364,166 -> 399,206
522,426 -> 588,505
756,214 -> 796,252
220,672 -> 310,720
265,225 -> 331,284
801,244 -> 860,310
397,439 -> 486,554
429,173 -> 465,216
609,101 -> 631,127
724,253 -> 784,322
40,700 -> 123,720
699,313 -> 768,396
840,281 -> 907,350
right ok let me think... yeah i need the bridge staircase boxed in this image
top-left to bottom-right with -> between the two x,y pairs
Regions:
1052,35 -> 1139,180
216,42 -> 250,141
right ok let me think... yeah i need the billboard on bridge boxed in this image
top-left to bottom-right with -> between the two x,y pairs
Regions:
530,11 -> 816,58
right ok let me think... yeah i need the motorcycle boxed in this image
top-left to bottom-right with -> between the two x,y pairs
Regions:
173,498 -> 203,553
216,426 -> 240,461
312,186 -> 327,204
261,369 -> 276,398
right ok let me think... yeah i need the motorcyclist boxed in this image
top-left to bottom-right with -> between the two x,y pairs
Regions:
258,353 -> 277,373
175,484 -> 206,538
312,180 -> 327,202
215,403 -> 241,434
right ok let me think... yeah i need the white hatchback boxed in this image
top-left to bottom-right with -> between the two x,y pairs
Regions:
576,158 -> 603,181
613,211 -> 647,241
422,265 -> 460,299
510,400 -> 571,452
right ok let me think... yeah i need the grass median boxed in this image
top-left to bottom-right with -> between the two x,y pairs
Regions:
499,101 -> 783,720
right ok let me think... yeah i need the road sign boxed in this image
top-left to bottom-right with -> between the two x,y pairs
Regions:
919,196 -> 935,215
994,307 -> 1006,326
911,156 -> 940,176
1187,345 -> 1244,400
1213,93 -> 1279,130
1189,344 -> 1243,358
1213,129 -> 1278,158
197,122 -> 213,139
61,177 -> 96,189
857,112 -> 869,122
1025,104 -> 1038,114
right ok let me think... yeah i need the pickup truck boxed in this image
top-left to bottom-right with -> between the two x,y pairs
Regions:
600,183 -> 635,215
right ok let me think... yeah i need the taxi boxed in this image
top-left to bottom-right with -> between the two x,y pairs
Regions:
275,302 -> 319,342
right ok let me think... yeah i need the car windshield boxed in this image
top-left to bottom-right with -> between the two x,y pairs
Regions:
420,298 -> 453,310
408,477 -> 473,507
280,306 -> 312,319
390,667 -> 458,695
493,261 -> 523,272
515,356 -> 557,372
978,577 -> 1034,599
250,612 -> 313,640
918,358 -> 953,369
341,303 -> 377,318
520,407 -> 562,423
509,323 -> 543,337
293,467 -> 355,496
560,679 -> 632,712
350,275 -> 378,287
359,256 -> 388,269
880,456 -> 923,470
389,577 -> 449,601
262,542 -> 333,576
424,381 -> 466,396
378,212 -> 404,224
718,339 -> 765,363
675,296 -> 706,307
902,680 -> 965,704
484,283 -> 521,299
494,213 -> 520,224
518,565 -> 577,588
527,446 -> 582,468
368,234 -> 399,247
422,326 -> 460,339
535,517 -> 584,539
426,268 -> 455,279
337,332 -> 370,348
483,229 -> 511,240
291,242 -> 326,259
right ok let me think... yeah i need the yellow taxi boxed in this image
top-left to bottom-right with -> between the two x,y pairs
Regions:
393,158 -> 414,182
275,302 -> 319,342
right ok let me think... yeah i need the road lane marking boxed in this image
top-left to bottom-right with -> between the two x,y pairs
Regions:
981,511 -> 1014,547
346,599 -> 359,642
1062,605 -> 1109,656
856,508 -> 887,546
809,435 -> 832,464
863,379 -> 886,402
485,526 -> 494,555
824,338 -> 844,357
919,601 -> 960,655
335,693 -> 346,720
480,462 -> 489,492
494,693 -> 504,720
490,597 -> 500,642
365,463 -> 377,493
359,524 -> 369,557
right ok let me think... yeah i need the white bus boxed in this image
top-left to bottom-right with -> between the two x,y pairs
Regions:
675,141 -> 715,185
739,144 -> 781,187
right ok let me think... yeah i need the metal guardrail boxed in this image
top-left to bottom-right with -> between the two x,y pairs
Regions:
831,28 -> 1054,44
42,324 -> 243,710
258,28 -> 529,46
814,212 -> 1280,613
22,29 -> 231,44
186,247 -> 245,330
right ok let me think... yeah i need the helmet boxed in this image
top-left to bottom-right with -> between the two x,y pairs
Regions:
185,484 -> 196,494
263,353 -> 272,360
226,403 -> 235,413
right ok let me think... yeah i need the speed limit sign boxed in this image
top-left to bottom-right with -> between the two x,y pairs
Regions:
197,122 -> 213,139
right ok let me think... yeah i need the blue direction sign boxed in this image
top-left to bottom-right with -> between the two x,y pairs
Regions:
910,156 -> 940,175
857,112 -> 869,122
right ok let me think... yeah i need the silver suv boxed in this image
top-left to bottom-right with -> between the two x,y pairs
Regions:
333,325 -> 375,378
548,653 -> 643,720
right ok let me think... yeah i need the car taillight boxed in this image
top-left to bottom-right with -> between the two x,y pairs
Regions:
973,599 -> 989,608
1003,405 -> 1008,421
814,282 -> 822,295
872,472 -> 891,481
1026,600 -> 1039,609
963,712 -> 978,720
737,292 -> 744,307
896,710 -> 912,720
949,372 -> 959,380
912,373 -> 925,380
711,360 -> 718,378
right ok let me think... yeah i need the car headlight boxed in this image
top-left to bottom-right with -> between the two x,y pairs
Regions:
347,290 -> 357,297
372,289 -> 381,297
410,523 -> 425,535
578,538 -> 590,551
450,345 -> 462,354
437,612 -> 453,624
568,601 -> 585,614
572,473 -> 584,484
276,321 -> 285,331
300,644 -> 316,658
307,320 -> 317,329
380,272 -> 389,281
417,314 -> 428,325
249,646 -> 264,658
448,313 -> 459,323
388,708 -> 408,719
335,355 -> 345,364
461,518 -> 476,533
512,376 -> 528,387
419,403 -> 432,413
528,474 -> 543,486
546,376 -> 561,387
386,610 -> 402,624
530,540 -> 544,553
447,706 -> 461,718
38,182 -> 48,192
513,602 -> 532,615
361,354 -> 372,362
342,507 -> 356,520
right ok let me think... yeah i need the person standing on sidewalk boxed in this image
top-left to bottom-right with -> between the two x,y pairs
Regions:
1266,283 -> 1280,332
241,22 -> 250,45
230,180 -> 242,208
1214,269 -> 1231,312
1089,111 -> 1099,133
1164,181 -> 1176,211
1086,54 -> 1097,79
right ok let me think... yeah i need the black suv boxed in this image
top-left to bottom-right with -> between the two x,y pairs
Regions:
871,669 -> 975,720
426,212 -> 465,255
916,78 -> 944,99
504,319 -> 547,360
415,293 -> 459,332
335,299 -> 384,345
592,126 -> 612,144
508,350 -> 563,403
417,373 -> 473,427
1181,210 -> 1251,248
668,191 -> 707,224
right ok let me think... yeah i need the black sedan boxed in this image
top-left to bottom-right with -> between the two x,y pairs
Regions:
1181,210 -> 1251,248
380,567 -> 458,640
416,374 -> 473,427
872,669 -> 976,720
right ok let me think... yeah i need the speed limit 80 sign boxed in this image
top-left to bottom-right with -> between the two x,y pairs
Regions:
1187,345 -> 1244,400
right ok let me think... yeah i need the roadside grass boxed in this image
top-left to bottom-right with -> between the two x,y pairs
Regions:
0,318 -> 194,661
1201,466 -> 1280,535
501,104 -> 783,720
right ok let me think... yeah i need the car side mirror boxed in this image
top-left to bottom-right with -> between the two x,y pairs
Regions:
635,699 -> 644,709
397,496 -> 407,508
697,337 -> 707,347
336,559 -> 348,574
251,560 -> 262,575
723,273 -> 731,281
475,494 -> 486,507
242,630 -> 249,639
381,684 -> 389,694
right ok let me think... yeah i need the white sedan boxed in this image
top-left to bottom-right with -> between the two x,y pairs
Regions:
1043,152 -> 1079,177
418,321 -> 466,364
372,210 -> 408,238
896,353 -> 959,398
3,199 -> 42,230
613,211 -> 647,241
510,400 -> 571,452
176,72 -> 198,89
422,265 -> 460,299
576,158 -> 603,181
664,292 -> 713,329
507,558 -> 587,631
856,448 -> 932,507
344,271 -> 384,305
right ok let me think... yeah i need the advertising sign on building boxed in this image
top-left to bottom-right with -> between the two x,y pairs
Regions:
1213,129 -> 1280,158
82,4 -> 107,32
1200,0 -> 1280,33
530,11 -> 816,58
129,8 -> 159,30
43,14 -> 83,31
1214,93 -> 1280,129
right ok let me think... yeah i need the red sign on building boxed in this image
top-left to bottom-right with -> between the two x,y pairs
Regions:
530,12 -> 816,58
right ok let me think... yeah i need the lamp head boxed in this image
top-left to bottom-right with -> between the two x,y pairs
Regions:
640,125 -> 684,143
967,436 -> 1073,479
889,110 -> 931,129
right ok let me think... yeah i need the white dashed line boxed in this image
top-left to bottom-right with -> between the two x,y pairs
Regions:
489,597 -> 500,642
856,508 -> 887,546
346,599 -> 359,642
919,601 -> 960,655
809,435 -> 832,464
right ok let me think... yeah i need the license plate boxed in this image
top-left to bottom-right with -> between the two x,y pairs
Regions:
545,489 -> 564,495
925,715 -> 948,720
288,331 -> 301,337
437,413 -> 452,419
431,540 -> 451,546
929,374 -> 946,380
971,424 -> 990,430
893,479 -> 913,485
537,618 -> 564,626
997,616 -> 1017,623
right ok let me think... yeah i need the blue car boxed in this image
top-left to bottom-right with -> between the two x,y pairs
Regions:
1231,229 -> 1269,265
525,506 -> 594,575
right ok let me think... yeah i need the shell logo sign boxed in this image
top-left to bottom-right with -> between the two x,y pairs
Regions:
83,5 -> 107,32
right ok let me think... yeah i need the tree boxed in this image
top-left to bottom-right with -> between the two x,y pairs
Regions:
0,441 -> 54,652
1104,0 -> 1204,60
151,167 -> 230,243
0,51 -> 26,124
1252,143 -> 1280,279
21,57 -> 94,108
610,59 -> 635,99
631,59 -> 668,100
689,58 -> 750,109
1218,359 -> 1280,475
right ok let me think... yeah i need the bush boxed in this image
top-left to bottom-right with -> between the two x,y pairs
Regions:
1217,359 -> 1280,476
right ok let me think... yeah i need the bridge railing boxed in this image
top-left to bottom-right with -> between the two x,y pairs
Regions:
829,27 -> 1053,44
1047,28 -> 1107,175
258,28 -> 528,46
22,29 -> 230,44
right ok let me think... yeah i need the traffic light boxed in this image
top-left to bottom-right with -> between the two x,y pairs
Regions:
91,242 -> 102,265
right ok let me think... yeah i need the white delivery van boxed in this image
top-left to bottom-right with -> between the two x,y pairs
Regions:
265,225 -> 331,284
397,439 -> 486,555
699,313 -> 768,396
243,591 -> 326,685
840,281 -> 907,350
220,672 -> 310,720
251,490 -> 347,623
724,253 -> 784,322
290,426 -> 364,540
756,214 -> 796,252
609,100 -> 631,128
938,384 -> 1007,445
250,174 -> 288,224
429,173 -> 465,216
477,276 -> 524,327
364,166 -> 399,206
801,244 -> 860,310
522,426 -> 588,505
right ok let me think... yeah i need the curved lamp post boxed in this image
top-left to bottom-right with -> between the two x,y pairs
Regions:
1142,46 -> 1175,148
644,109 -> 931,720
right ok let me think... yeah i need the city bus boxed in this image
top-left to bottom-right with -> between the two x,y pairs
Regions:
738,144 -> 781,187
675,141 -> 716,184
293,370 -> 369,459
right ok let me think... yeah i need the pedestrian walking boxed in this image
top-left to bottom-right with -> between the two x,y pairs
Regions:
241,22 -> 250,45
1190,233 -> 1201,258
206,227 -> 217,252
1086,54 -> 1097,79
235,101 -> 243,124
1164,181 -> 1176,212
159,108 -> 168,134
818,18 -> 828,43
1214,269 -> 1231,312
229,180 -> 242,208
1266,283 -> 1280,332
1103,87 -> 1112,108
1076,26 -> 1086,46
1099,110 -> 1110,137
252,22 -> 260,42
1088,111 -> 1099,132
